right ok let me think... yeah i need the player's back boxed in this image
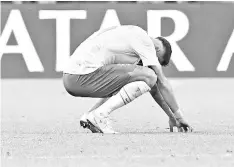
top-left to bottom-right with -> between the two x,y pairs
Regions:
63,25 -> 148,75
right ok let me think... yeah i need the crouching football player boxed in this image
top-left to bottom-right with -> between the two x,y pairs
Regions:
63,25 -> 193,133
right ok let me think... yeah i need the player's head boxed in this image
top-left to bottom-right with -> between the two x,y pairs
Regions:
152,37 -> 172,66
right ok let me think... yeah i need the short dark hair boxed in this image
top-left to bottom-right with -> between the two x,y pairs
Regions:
156,37 -> 172,66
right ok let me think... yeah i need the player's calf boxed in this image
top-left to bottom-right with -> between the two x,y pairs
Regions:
119,81 -> 151,105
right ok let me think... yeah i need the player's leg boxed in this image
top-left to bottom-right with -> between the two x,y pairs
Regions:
86,65 -> 157,133
87,81 -> 152,133
80,98 -> 109,128
93,65 -> 156,116
63,64 -> 157,133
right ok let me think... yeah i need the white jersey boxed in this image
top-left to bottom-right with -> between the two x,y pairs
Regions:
63,25 -> 161,75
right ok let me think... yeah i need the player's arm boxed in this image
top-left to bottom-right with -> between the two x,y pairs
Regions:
150,84 -> 176,120
149,65 -> 194,132
131,29 -> 181,115
138,60 -> 180,130
149,66 -> 178,112
137,60 -> 175,119
150,82 -> 192,132
131,29 -> 192,131
149,65 -> 186,120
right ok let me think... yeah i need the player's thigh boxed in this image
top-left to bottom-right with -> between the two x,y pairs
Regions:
89,64 -> 137,97
96,64 -> 157,95
63,64 -> 135,98
63,64 -> 156,98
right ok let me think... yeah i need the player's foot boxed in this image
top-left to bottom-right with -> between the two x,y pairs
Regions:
80,113 -> 88,129
80,113 -> 103,133
86,112 -> 118,134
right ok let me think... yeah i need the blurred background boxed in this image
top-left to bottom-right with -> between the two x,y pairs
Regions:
1,1 -> 234,78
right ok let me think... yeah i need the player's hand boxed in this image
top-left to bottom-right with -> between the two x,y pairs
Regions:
169,118 -> 193,133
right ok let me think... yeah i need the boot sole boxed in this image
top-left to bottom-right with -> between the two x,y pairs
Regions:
80,120 -> 88,128
86,120 -> 103,133
80,119 -> 102,133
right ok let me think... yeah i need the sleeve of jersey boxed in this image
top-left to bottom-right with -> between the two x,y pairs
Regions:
132,34 -> 161,67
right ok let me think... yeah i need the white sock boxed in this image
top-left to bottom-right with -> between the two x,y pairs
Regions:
93,81 -> 151,117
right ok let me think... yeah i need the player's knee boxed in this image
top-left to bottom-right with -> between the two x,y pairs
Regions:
129,66 -> 157,88
143,68 -> 157,88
